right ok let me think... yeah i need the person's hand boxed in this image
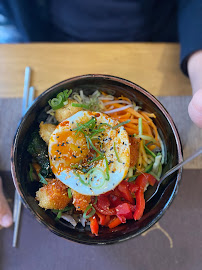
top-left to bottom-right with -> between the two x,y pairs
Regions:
188,50 -> 202,128
188,89 -> 202,128
0,176 -> 13,228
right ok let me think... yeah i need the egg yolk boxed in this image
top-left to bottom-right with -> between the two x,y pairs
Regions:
49,128 -> 89,175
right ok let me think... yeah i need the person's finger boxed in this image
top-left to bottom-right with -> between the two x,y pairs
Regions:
188,89 -> 202,128
0,176 -> 13,228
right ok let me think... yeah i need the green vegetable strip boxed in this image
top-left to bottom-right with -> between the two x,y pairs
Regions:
87,137 -> 104,156
68,188 -> 72,198
38,173 -> 48,185
93,196 -> 98,205
114,142 -> 121,163
83,204 -> 96,219
104,157 -> 110,181
127,176 -> 138,182
144,145 -> 156,158
97,123 -> 113,129
71,103 -> 90,109
56,210 -> 62,220
29,164 -> 34,182
88,155 -> 104,164
74,170 -> 89,186
144,162 -> 153,173
138,117 -> 143,135
112,120 -> 131,130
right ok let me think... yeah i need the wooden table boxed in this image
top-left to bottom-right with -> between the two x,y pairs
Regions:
0,43 -> 191,98
0,43 -> 202,270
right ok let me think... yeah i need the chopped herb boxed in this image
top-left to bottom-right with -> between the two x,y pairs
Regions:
68,188 -> 72,198
83,204 -> 96,219
114,142 -> 121,163
127,176 -> 138,182
112,120 -> 130,130
38,173 -> 48,185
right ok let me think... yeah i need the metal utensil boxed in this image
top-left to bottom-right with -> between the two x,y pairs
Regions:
12,67 -> 34,247
145,147 -> 202,202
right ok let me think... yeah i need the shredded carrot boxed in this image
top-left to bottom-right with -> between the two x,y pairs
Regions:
118,96 -> 132,103
108,217 -> 122,229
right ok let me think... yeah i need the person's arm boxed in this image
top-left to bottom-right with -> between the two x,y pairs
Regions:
177,0 -> 202,128
187,51 -> 202,128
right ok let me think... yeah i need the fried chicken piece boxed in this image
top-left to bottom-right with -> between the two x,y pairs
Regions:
39,122 -> 56,144
55,99 -> 82,122
71,189 -> 91,212
36,179 -> 71,210
129,137 -> 140,167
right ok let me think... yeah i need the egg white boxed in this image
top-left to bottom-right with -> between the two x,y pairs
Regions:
48,111 -> 130,195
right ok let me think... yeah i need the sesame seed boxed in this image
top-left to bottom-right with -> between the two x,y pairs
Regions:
66,141 -> 69,144
57,144 -> 59,147
78,146 -> 81,148
110,147 -> 113,151
57,136 -> 59,138
73,155 -> 76,158
61,143 -> 65,146
118,131 -> 120,134
80,150 -> 83,153
70,129 -> 72,131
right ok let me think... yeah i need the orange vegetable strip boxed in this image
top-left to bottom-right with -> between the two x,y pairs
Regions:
108,217 -> 122,229
118,96 -> 132,103
116,113 -> 131,119
89,216 -> 99,236
148,144 -> 157,151
144,112 -> 156,118
125,127 -> 138,134
126,108 -> 146,119
119,118 -> 139,124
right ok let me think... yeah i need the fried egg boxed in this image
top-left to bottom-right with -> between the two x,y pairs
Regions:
48,111 -> 130,195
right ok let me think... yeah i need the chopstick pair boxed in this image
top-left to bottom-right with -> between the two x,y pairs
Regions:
13,67 -> 35,248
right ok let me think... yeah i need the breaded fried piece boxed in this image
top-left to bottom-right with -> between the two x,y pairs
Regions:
55,99 -> 82,122
39,122 -> 56,144
129,137 -> 140,167
36,179 -> 71,210
71,189 -> 91,212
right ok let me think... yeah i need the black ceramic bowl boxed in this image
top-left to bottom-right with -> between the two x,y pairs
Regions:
11,74 -> 183,245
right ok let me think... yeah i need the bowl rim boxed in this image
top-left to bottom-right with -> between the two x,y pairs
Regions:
11,74 -> 183,245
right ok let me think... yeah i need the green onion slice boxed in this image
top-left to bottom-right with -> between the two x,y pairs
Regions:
87,137 -> 104,156
71,103 -> 90,109
114,142 -> 121,163
86,168 -> 106,189
112,120 -> 130,130
104,157 -> 110,181
83,204 -> 96,219
38,173 -> 48,185
138,117 -> 143,135
63,89 -> 72,99
48,96 -> 63,110
68,188 -> 72,198
97,123 -> 113,129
